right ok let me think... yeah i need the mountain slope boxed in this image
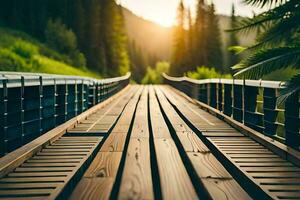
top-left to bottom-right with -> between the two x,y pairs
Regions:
122,7 -> 172,61
122,7 -> 256,65
0,27 -> 100,78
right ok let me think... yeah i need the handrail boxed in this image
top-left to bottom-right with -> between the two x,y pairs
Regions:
163,73 -> 286,88
163,73 -> 299,151
0,72 -> 131,156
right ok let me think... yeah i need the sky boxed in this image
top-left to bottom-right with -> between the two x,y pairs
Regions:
118,0 -> 265,27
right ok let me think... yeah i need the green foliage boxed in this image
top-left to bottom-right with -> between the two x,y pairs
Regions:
0,48 -> 30,71
45,19 -> 86,68
171,1 -> 224,76
33,55 -> 100,78
45,19 -> 77,55
228,4 -> 240,68
0,27 -> 100,78
171,1 -> 187,76
142,62 -> 170,84
233,0 -> 300,100
207,4 -> 223,71
10,40 -> 39,59
186,66 -> 232,79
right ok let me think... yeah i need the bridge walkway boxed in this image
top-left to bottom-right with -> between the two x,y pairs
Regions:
0,85 -> 299,199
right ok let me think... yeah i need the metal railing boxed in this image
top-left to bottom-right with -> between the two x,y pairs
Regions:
0,72 -> 130,156
163,73 -> 300,151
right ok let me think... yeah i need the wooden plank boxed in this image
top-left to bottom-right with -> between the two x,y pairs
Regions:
69,178 -> 114,200
100,132 -> 127,152
200,179 -> 251,200
154,139 -> 198,200
0,177 -> 67,183
149,86 -> 198,199
118,87 -> 153,200
242,166 -> 300,172
100,87 -> 144,152
7,172 -> 70,177
0,189 -> 52,196
258,178 -> 300,184
130,87 -> 149,139
148,87 -> 171,139
15,167 -> 75,172
0,183 -> 63,189
202,132 -> 244,137
26,159 -> 81,163
176,131 -> 210,153
187,152 -> 231,178
84,152 -> 122,178
118,138 -> 153,200
21,163 -> 78,167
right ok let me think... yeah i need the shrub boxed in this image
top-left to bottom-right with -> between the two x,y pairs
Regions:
10,40 -> 39,59
45,19 -> 77,54
71,50 -> 87,68
45,19 -> 86,68
186,66 -> 232,79
0,48 -> 31,71
142,62 -> 170,84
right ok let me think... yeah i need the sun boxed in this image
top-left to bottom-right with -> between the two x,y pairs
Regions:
153,0 -> 196,27
153,13 -> 175,27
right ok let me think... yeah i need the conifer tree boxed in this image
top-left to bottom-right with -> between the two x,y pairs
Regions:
207,3 -> 223,71
171,0 -> 187,76
194,0 -> 208,66
72,0 -> 85,50
228,4 -> 240,68
186,8 -> 195,71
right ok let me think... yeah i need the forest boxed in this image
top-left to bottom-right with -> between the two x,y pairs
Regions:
0,0 -> 129,77
0,0 -> 299,94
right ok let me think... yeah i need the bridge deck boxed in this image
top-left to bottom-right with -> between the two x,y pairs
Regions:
0,85 -> 299,200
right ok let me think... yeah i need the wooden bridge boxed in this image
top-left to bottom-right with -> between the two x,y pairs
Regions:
0,72 -> 299,200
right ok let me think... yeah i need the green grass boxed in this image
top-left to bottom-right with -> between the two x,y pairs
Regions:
34,55 -> 100,78
0,27 -> 101,78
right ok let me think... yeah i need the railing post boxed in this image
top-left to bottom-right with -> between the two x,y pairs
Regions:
0,79 -> 6,156
263,88 -> 278,136
217,82 -> 223,111
244,85 -> 263,132
192,83 -> 199,100
285,91 -> 300,150
232,80 -> 243,123
223,83 -> 232,117
209,82 -> 217,108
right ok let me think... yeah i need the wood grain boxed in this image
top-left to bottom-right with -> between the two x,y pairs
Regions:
154,139 -> 198,200
84,152 -> 122,178
118,138 -> 153,200
69,178 -> 114,200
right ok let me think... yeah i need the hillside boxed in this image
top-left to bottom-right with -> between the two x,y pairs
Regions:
122,7 -> 256,66
122,7 -> 172,61
0,27 -> 101,78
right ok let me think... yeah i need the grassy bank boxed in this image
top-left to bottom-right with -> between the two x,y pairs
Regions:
0,27 -> 101,78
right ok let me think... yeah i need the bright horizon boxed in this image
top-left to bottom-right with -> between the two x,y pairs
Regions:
118,0 -> 266,27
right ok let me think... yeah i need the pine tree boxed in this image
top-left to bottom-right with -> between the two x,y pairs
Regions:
186,8 -> 195,71
86,0 -> 105,73
207,3 -> 223,71
128,40 -> 147,82
103,2 -> 129,76
194,0 -> 208,67
171,0 -> 187,76
72,0 -> 85,50
228,4 -> 239,68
